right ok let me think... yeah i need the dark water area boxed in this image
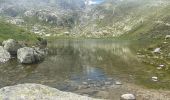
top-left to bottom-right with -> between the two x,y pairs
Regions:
0,39 -> 169,93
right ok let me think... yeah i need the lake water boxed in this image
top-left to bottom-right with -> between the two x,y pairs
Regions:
0,39 -> 169,96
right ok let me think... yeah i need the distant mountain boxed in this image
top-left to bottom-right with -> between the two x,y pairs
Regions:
0,0 -> 170,39
0,0 -> 85,30
0,0 -> 85,10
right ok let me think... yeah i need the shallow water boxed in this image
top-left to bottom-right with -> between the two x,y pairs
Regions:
0,39 -> 169,92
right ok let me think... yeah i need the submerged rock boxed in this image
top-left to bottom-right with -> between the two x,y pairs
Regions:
0,46 -> 11,63
2,39 -> 22,55
0,83 -> 100,100
121,94 -> 136,100
17,47 -> 46,64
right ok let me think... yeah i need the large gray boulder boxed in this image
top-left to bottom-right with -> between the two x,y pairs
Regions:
0,83 -> 100,100
17,47 -> 46,64
2,39 -> 22,55
0,46 -> 11,63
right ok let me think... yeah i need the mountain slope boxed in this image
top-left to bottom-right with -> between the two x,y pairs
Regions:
0,0 -> 170,39
71,0 -> 170,37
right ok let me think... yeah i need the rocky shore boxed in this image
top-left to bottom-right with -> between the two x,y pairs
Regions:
0,82 -> 169,100
0,38 -> 47,64
0,83 -> 101,100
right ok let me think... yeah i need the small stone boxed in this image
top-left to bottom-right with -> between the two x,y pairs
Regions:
152,76 -> 158,82
82,82 -> 88,85
159,65 -> 165,67
157,65 -> 165,70
115,81 -> 122,85
153,48 -> 161,53
121,94 -> 136,100
87,79 -> 92,81
104,81 -> 112,85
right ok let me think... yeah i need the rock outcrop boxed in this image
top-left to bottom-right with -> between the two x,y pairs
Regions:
0,46 -> 11,63
17,47 -> 46,64
0,83 -> 100,100
2,39 -> 22,55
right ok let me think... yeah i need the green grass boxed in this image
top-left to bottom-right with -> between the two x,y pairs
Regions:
0,21 -> 36,42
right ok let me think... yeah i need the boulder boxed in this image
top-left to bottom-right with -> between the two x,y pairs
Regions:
2,39 -> 22,55
0,46 -> 11,63
0,83 -> 100,100
17,47 -> 46,64
121,94 -> 136,100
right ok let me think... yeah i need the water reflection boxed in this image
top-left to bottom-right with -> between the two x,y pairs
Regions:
0,39 -> 141,89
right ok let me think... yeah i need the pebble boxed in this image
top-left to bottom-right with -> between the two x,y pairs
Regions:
87,79 -> 92,81
104,81 -> 112,85
152,76 -> 158,82
157,65 -> 165,70
82,82 -> 88,85
115,81 -> 122,85
153,48 -> 161,53
121,94 -> 136,100
159,64 -> 165,67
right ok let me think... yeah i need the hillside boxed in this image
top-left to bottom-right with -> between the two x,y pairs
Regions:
0,0 -> 170,39
0,0 -> 169,38
0,20 -> 36,42
71,0 -> 170,37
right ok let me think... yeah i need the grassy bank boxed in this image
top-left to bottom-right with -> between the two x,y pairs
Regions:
0,21 -> 36,42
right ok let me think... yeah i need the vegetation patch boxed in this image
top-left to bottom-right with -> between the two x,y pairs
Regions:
0,21 -> 36,42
